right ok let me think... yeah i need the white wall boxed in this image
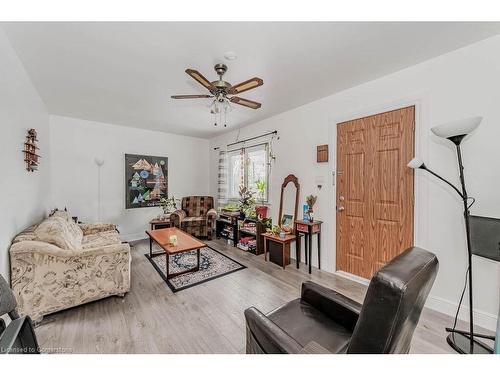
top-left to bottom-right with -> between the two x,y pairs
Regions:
210,35 -> 500,330
49,115 -> 210,241
0,29 -> 51,279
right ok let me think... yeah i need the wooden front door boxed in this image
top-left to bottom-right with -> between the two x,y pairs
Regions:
336,106 -> 415,279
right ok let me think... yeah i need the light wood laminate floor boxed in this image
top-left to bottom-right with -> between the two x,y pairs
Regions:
34,239 -> 476,354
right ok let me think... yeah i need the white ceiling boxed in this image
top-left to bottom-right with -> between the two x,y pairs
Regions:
3,22 -> 500,138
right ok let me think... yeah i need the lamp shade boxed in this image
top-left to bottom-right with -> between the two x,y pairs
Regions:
431,116 -> 482,139
407,157 -> 425,169
94,157 -> 105,166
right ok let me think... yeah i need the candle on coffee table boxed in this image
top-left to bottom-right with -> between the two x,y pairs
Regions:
170,234 -> 178,246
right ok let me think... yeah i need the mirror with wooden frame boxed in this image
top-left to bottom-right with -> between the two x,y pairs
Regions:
278,174 -> 300,234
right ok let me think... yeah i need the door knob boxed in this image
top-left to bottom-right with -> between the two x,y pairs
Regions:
339,196 -> 345,201
337,206 -> 345,212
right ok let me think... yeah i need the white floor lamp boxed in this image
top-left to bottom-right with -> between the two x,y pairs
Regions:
95,157 -> 104,222
408,116 -> 494,354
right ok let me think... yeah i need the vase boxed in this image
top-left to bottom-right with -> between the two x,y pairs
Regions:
308,209 -> 314,222
256,205 -> 268,219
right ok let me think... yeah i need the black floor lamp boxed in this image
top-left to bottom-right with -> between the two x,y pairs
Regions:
408,116 -> 494,354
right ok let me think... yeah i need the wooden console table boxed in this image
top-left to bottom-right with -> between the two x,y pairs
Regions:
295,220 -> 322,274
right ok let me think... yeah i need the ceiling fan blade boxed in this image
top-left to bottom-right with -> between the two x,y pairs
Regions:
228,77 -> 263,95
171,94 -> 213,99
185,69 -> 215,92
230,96 -> 262,109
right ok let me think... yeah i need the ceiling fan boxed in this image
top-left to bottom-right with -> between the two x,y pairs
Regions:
171,63 -> 263,110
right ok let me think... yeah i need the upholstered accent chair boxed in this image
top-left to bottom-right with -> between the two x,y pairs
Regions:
170,196 -> 217,239
9,210 -> 131,322
245,247 -> 439,354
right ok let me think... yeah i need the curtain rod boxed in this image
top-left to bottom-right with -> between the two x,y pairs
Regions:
213,130 -> 278,151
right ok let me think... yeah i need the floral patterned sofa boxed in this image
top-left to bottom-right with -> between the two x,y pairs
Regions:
9,211 -> 131,322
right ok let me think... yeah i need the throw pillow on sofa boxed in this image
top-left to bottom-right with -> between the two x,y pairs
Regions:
35,217 -> 83,251
49,209 -> 71,222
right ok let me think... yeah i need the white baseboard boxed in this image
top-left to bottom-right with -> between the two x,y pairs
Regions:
335,271 -> 498,332
425,294 -> 498,332
120,232 -> 148,242
335,270 -> 370,286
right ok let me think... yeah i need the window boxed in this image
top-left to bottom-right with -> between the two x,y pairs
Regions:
226,143 -> 269,202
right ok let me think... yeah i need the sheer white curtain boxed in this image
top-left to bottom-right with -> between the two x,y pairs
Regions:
217,150 -> 229,210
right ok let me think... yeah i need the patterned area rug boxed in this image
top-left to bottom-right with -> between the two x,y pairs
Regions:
145,245 -> 246,292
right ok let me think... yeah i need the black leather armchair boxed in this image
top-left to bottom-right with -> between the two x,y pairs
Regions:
0,275 -> 39,354
245,246 -> 439,354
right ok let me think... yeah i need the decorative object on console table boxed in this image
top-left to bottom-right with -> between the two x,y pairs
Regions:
303,204 -> 309,221
23,128 -> 40,172
305,195 -> 317,223
125,154 -> 168,209
316,144 -> 328,162
280,214 -> 293,233
408,116 -> 493,354
294,220 -> 322,273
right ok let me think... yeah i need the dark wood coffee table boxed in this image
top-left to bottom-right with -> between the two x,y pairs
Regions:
146,227 -> 206,279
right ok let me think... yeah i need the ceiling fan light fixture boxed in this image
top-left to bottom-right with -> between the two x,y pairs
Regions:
173,64 -> 263,128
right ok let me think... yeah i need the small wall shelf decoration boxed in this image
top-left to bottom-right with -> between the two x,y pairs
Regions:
23,128 -> 40,172
316,144 -> 328,162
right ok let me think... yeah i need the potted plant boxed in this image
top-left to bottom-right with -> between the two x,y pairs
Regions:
266,225 -> 281,237
222,202 -> 239,213
306,195 -> 317,222
238,185 -> 256,219
255,179 -> 269,219
260,217 -> 272,231
159,196 -> 178,220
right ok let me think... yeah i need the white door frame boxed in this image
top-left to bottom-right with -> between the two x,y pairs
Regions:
327,92 -> 431,280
